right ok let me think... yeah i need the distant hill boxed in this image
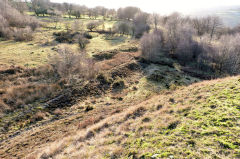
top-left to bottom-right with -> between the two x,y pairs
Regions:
191,6 -> 240,27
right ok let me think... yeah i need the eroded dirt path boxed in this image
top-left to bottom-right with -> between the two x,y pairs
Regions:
0,51 -> 145,158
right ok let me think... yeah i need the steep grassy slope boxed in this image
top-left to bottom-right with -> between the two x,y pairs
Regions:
30,76 -> 240,159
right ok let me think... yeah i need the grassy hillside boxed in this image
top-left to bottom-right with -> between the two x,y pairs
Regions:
1,4 -> 240,159
26,76 -> 240,159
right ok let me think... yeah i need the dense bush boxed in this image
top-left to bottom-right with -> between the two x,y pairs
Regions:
113,21 -> 132,35
0,0 -> 39,41
13,27 -> 33,41
54,31 -> 90,50
83,32 -> 93,39
75,34 -> 90,50
54,31 -> 75,43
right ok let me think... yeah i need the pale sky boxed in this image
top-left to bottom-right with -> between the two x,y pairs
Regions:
51,0 -> 240,14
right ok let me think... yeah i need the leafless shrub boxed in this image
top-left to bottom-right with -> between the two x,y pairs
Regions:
50,46 -> 97,84
53,108 -> 63,116
0,100 -> 10,114
164,14 -> 195,52
78,115 -> 102,129
28,17 -> 39,31
64,22 -> 71,31
0,15 -> 12,39
13,27 -> 33,41
72,20 -> 84,32
74,34 -> 90,50
31,111 -> 46,122
11,0 -> 28,13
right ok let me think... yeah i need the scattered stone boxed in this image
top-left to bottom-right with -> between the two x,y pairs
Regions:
210,105 -> 217,109
85,105 -> 94,112
157,104 -> 163,110
169,98 -> 175,103
151,154 -> 160,158
142,117 -> 151,122
85,130 -> 95,139
168,121 -> 180,130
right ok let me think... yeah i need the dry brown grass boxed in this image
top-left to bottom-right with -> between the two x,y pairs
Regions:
96,52 -> 140,71
2,83 -> 60,110
78,115 -> 102,129
0,65 -> 60,114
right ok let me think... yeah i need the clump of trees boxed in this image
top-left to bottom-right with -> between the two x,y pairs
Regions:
133,12 -> 150,38
0,0 -> 39,41
113,21 -> 132,36
113,8 -> 151,38
140,12 -> 240,75
31,0 -> 50,16
117,7 -> 140,21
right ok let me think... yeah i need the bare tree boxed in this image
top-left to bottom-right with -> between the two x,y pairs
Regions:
151,13 -> 161,30
88,8 -> 93,19
86,21 -> 101,32
140,29 -> 164,61
52,11 -> 62,29
209,16 -> 222,41
192,16 -> 222,41
63,3 -> 73,18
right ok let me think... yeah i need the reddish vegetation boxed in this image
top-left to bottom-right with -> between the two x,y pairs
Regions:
0,66 -> 60,114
